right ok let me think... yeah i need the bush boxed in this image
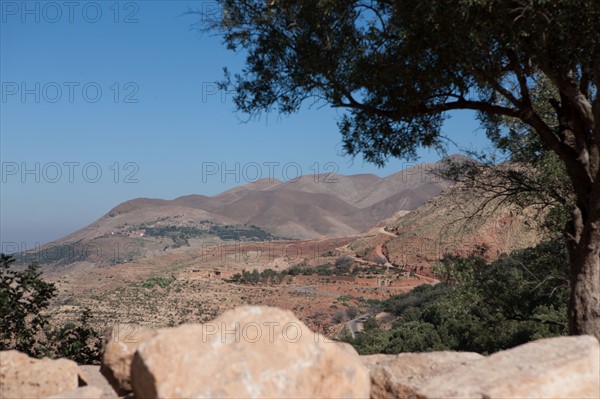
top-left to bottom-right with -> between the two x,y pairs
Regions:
346,306 -> 359,319
333,310 -> 347,323
1,254 -> 56,356
50,308 -> 102,364
142,276 -> 173,288
342,239 -> 569,355
1,254 -> 103,362
335,255 -> 354,269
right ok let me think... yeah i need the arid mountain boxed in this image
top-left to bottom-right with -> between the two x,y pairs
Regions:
36,157 -> 549,337
17,159 -> 454,271
210,189 -> 368,238
350,180 -> 547,276
108,159 -> 451,237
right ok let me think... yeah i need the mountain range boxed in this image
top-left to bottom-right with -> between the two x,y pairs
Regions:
93,158 -> 452,239
22,158 -> 457,270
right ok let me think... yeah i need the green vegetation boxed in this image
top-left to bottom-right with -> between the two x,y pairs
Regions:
1,254 -> 57,356
0,254 -> 102,363
342,239 -> 568,355
142,276 -> 173,289
228,260 -> 390,285
49,308 -> 102,364
141,223 -> 276,243
228,268 -> 282,285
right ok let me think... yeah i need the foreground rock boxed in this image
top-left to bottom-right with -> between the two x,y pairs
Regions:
79,366 -> 119,399
0,350 -> 85,399
131,306 -> 371,398
3,310 -> 599,399
362,352 -> 484,399
417,335 -> 600,399
100,324 -> 158,395
47,386 -> 103,399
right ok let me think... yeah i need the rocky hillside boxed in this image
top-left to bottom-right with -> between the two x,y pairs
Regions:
350,180 -> 547,276
1,306 -> 599,399
103,158 -> 451,239
18,159 -> 451,270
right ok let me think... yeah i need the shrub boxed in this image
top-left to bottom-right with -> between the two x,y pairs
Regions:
1,254 -> 56,356
345,306 -> 359,319
50,308 -> 102,364
342,239 -> 569,355
1,254 -> 103,362
142,276 -> 173,288
335,255 -> 354,269
333,310 -> 347,323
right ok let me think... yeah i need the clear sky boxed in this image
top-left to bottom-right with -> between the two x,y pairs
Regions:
0,1 -> 492,249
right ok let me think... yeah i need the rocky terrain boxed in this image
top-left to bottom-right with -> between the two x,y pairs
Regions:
30,158 -> 548,338
4,157 -> 552,353
15,159 -> 451,271
349,181 -> 547,277
1,306 -> 599,399
2,161 -> 586,398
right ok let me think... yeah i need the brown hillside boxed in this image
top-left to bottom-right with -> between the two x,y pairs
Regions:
211,189 -> 369,237
351,182 -> 547,276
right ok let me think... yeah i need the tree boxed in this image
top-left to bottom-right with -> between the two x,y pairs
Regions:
1,253 -> 56,356
205,0 -> 600,338
50,307 -> 102,365
344,240 -> 569,354
1,253 -> 103,362
440,77 -> 574,237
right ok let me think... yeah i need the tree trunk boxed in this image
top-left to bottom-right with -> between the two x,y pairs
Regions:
567,199 -> 600,338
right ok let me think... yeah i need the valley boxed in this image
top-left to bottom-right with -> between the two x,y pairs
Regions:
18,158 -> 546,339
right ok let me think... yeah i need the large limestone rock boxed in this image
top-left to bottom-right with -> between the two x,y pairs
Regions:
131,306 -> 371,398
417,335 -> 600,399
100,324 -> 157,395
0,351 -> 84,399
79,366 -> 119,399
362,352 -> 483,399
47,386 -> 103,399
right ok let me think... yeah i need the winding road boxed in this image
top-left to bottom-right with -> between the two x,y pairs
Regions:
345,311 -> 375,338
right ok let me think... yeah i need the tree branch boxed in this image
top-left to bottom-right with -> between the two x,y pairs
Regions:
414,100 -> 521,118
507,50 -> 532,108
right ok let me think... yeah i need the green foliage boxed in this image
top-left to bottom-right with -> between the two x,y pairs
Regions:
1,254 -> 56,356
1,254 -> 103,362
228,261 -> 387,285
142,223 -> 276,242
383,283 -> 451,316
345,306 -> 359,319
228,268 -> 282,284
342,239 -> 569,355
355,247 -> 373,259
384,322 -> 446,353
350,319 -> 392,355
142,276 -> 173,289
335,255 -> 354,269
50,308 -> 102,365
208,0 -> 598,163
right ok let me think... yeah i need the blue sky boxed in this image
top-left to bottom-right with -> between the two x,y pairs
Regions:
0,1 -> 491,249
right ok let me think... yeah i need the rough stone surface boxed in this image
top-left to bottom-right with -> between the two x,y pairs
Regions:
335,341 -> 363,359
131,306 -> 371,398
417,335 -> 600,399
79,366 -> 119,399
361,352 -> 484,399
0,350 -> 83,399
47,386 -> 103,399
100,324 -> 157,395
